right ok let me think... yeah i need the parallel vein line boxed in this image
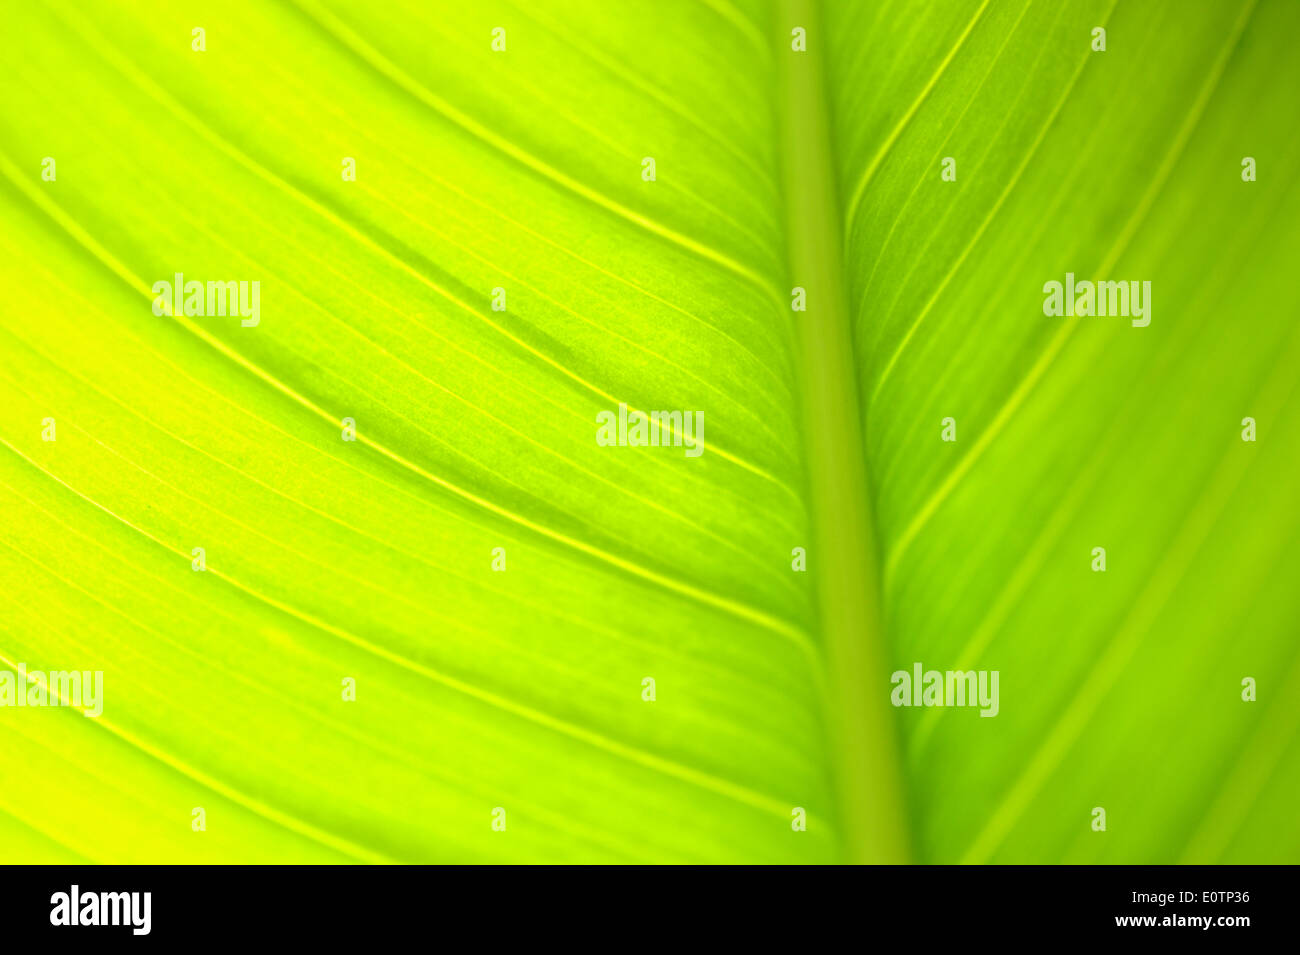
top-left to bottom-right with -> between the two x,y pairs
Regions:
868,0 -> 1097,397
842,0 -> 992,239
0,438 -> 806,820
0,638 -> 384,862
961,250 -> 1290,863
283,0 -> 788,314
44,0 -> 798,496
0,529 -> 661,862
0,145 -> 814,656
884,0 -> 1257,578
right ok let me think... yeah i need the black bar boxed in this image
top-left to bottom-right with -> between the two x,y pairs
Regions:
0,864 -> 1287,942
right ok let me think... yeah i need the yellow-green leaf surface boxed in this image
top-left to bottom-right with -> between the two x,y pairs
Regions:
1,0 -> 1297,864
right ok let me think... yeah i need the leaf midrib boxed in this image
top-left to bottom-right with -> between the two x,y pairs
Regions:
776,0 -> 910,863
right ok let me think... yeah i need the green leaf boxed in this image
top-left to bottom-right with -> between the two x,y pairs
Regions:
1,0 -> 1296,864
